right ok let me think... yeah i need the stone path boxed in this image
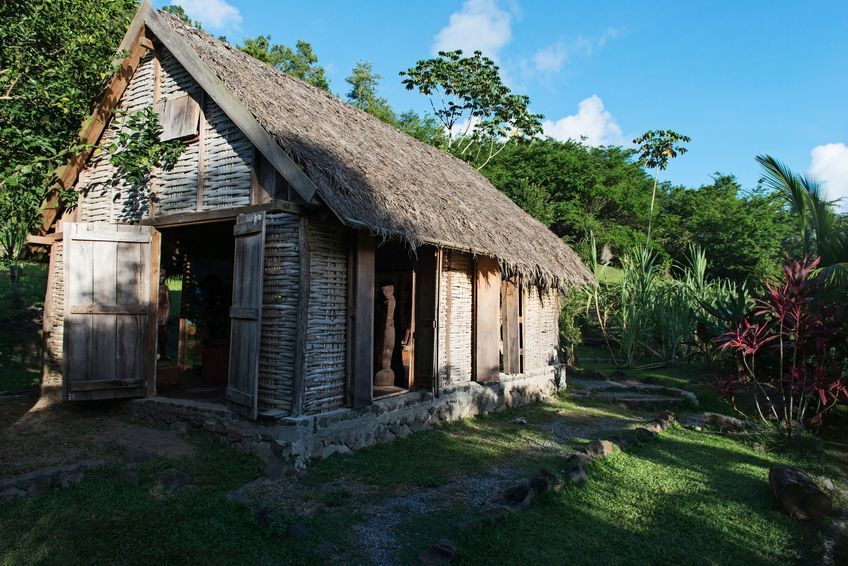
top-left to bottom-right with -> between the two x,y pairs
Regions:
568,376 -> 699,409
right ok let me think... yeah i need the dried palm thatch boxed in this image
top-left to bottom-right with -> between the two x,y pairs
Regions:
161,12 -> 592,290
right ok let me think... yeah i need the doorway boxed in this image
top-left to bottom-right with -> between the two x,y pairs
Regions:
156,220 -> 235,404
373,242 -> 415,398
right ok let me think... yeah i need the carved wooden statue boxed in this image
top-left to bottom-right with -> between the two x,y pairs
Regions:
374,284 -> 396,386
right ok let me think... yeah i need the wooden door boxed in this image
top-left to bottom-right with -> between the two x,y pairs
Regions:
63,223 -> 160,400
227,211 -> 266,419
502,278 -> 521,374
413,246 -> 440,391
474,256 -> 500,382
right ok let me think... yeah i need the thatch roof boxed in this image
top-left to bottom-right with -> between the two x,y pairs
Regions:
159,11 -> 592,289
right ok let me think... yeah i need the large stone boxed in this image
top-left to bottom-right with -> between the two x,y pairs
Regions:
502,484 -> 535,509
564,453 -> 590,487
530,468 -> 559,494
769,465 -> 832,520
419,538 -> 455,564
583,440 -> 615,459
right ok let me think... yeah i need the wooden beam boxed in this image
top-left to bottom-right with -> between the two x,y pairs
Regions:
138,200 -> 302,228
351,232 -> 375,408
142,5 -> 319,204
291,216 -> 310,416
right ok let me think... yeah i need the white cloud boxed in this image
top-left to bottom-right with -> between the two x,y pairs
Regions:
172,0 -> 242,31
532,42 -> 567,73
530,28 -> 619,76
433,0 -> 513,61
809,143 -> 848,210
542,95 -> 625,147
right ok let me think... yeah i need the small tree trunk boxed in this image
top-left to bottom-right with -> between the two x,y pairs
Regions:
646,166 -> 660,244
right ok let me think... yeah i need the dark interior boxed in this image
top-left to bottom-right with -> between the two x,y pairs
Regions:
373,242 -> 415,399
156,220 -> 235,404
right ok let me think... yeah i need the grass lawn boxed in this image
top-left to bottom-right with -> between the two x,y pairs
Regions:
0,263 -> 47,391
0,264 -> 844,564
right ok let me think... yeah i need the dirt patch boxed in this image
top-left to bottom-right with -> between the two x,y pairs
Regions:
0,395 -> 194,479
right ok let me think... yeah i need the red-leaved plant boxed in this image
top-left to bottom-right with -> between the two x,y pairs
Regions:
716,257 -> 848,438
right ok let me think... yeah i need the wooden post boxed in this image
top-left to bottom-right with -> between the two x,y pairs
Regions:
351,232 -> 375,408
291,215 -> 310,416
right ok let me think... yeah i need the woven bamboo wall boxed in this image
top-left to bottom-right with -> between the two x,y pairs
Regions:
523,286 -> 560,369
76,52 -> 156,223
74,47 -> 252,221
303,218 -> 349,414
438,251 -> 473,385
43,241 -> 65,386
258,212 -> 300,413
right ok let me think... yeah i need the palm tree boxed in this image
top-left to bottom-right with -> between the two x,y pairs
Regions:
756,154 -> 848,282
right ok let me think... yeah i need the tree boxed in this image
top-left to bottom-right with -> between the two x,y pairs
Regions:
239,36 -> 330,91
401,50 -> 543,169
482,138 -> 654,256
633,129 -> 690,243
657,174 -> 794,284
162,4 -> 202,28
756,154 -> 848,279
0,0 -> 137,284
345,61 -> 396,123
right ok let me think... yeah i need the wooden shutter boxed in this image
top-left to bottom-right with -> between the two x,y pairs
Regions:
155,93 -> 201,141
501,278 -> 521,374
474,256 -> 500,382
227,211 -> 266,419
414,246 -> 440,392
63,223 -> 160,400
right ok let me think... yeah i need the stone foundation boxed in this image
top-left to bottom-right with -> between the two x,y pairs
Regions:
126,365 -> 565,467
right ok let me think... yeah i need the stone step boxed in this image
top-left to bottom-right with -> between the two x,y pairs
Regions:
567,377 -> 698,407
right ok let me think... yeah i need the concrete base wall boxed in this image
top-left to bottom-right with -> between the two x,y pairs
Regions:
126,365 -> 565,467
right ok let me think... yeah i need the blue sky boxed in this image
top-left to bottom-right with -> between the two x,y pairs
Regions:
158,0 -> 848,203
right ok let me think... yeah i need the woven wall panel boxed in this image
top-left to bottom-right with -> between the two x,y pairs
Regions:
258,212 -> 300,413
43,241 -> 65,385
201,98 -> 252,210
303,218 -> 348,414
438,251 -> 473,385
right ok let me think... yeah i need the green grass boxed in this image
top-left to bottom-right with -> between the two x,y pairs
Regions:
452,426 -> 828,565
594,264 -> 624,284
0,435 -> 361,565
0,263 -> 47,391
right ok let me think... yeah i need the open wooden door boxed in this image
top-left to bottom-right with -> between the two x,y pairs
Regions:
474,256 -> 500,382
413,246 -> 440,392
227,211 -> 266,419
63,223 -> 160,400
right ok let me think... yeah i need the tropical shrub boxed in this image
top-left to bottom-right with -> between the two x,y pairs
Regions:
717,257 -> 848,438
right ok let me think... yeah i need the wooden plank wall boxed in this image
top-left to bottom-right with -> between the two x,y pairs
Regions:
42,240 -> 65,386
438,251 -> 473,385
303,218 -> 349,414
258,212 -> 300,413
474,256 -> 500,382
74,46 -> 253,222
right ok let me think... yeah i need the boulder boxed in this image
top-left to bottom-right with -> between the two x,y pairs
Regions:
502,484 -> 535,509
583,440 -> 615,459
420,538 -> 455,564
768,465 -> 832,520
564,453 -> 590,487
633,428 -> 657,442
530,468 -> 559,494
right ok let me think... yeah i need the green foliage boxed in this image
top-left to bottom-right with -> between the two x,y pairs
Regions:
633,129 -> 690,243
401,50 -> 543,169
162,4 -> 202,29
103,106 -> 185,218
559,289 -> 585,364
757,154 -> 848,283
0,0 -> 137,270
0,263 -> 47,391
658,174 -> 794,283
239,36 -> 330,91
482,138 -> 654,255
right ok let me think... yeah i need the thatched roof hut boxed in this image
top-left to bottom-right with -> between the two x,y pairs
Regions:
161,13 -> 591,290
